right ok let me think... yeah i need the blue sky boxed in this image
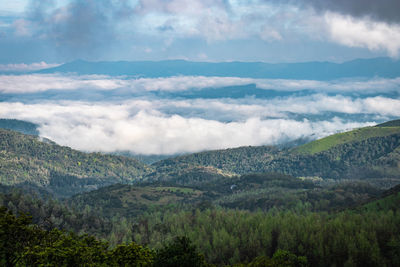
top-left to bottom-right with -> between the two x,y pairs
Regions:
1,0 -> 400,64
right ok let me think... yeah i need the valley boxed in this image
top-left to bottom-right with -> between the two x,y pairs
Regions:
1,119 -> 400,265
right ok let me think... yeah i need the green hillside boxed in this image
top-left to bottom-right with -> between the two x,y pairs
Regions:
2,118 -> 400,266
150,135 -> 400,180
151,145 -> 280,176
0,118 -> 39,135
294,124 -> 400,155
65,172 -> 384,221
360,184 -> 400,212
376,119 -> 400,127
0,128 -> 152,197
2,119 -> 400,199
67,183 -> 205,218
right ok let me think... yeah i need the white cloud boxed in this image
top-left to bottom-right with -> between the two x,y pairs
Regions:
135,0 -> 227,16
0,96 -> 394,155
0,62 -> 60,72
170,95 -> 400,120
0,73 -> 399,94
259,25 -> 283,42
0,73 -> 398,155
325,12 -> 400,57
0,74 -> 126,93
133,0 -> 290,43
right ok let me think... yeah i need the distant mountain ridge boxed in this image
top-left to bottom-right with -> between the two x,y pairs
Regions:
0,119 -> 39,136
36,57 -> 400,80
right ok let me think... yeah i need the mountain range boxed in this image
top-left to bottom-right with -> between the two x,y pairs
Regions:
36,57 -> 400,80
2,118 -> 400,266
1,118 -> 400,199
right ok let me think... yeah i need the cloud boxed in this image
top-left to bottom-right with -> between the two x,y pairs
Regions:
164,95 -> 400,120
325,12 -> 400,57
259,25 -> 283,42
134,0 -> 289,43
0,74 -> 126,93
1,73 -> 399,94
8,0 -> 397,62
0,100 -> 375,154
0,61 -> 59,72
299,0 -> 400,24
12,18 -> 31,36
23,0 -> 134,57
135,0 -> 228,15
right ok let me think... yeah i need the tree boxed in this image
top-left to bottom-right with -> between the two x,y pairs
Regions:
154,236 -> 208,267
0,206 -> 43,267
108,242 -> 154,266
21,230 -> 109,266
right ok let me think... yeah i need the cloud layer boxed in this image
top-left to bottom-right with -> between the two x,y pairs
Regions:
0,70 -> 398,155
1,73 -> 399,94
0,100 -> 376,154
0,62 -> 60,72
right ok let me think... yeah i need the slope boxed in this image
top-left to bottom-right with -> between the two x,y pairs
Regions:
0,118 -> 39,136
294,121 -> 400,154
0,128 -> 152,197
151,145 -> 279,176
360,184 -> 400,212
67,183 -> 205,218
149,120 -> 400,180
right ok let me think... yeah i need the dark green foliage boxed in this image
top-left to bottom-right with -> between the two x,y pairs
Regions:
376,119 -> 400,127
0,128 -> 151,197
269,250 -> 307,267
152,145 -> 277,176
21,230 -> 109,266
278,133 -> 400,179
67,183 -> 204,219
0,206 -> 156,266
109,242 -> 154,266
65,175 -> 384,223
2,183 -> 400,266
154,236 -> 207,267
21,230 -> 155,266
132,206 -> 400,266
358,185 -> 400,213
243,250 -> 307,267
2,120 -> 400,266
151,133 -> 400,181
294,125 -> 400,154
0,206 -> 41,266
0,187 -> 112,236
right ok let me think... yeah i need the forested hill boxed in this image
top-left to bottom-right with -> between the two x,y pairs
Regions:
0,118 -> 39,136
2,120 -> 400,266
376,119 -> 400,127
0,128 -> 151,198
1,119 -> 400,198
150,121 -> 400,181
293,122 -> 400,154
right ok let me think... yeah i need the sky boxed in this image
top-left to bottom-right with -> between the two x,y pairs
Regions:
0,0 -> 399,156
1,0 -> 400,63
